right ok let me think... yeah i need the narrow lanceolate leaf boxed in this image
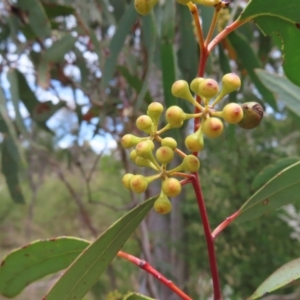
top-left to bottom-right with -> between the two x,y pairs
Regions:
1,136 -> 25,204
42,3 -> 75,19
117,66 -> 153,104
17,0 -> 51,39
44,34 -> 76,63
0,237 -> 90,298
124,293 -> 156,300
236,161 -> 300,223
238,0 -> 300,86
255,70 -> 300,117
44,196 -> 157,300
227,32 -> 277,110
248,257 -> 300,299
252,157 -> 300,191
101,5 -> 137,88
37,58 -> 51,89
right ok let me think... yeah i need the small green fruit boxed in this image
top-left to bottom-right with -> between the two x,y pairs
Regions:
237,102 -> 264,129
165,106 -> 185,128
154,192 -> 172,214
121,134 -> 143,148
135,140 -> 154,159
129,149 -> 137,162
122,173 -> 134,189
134,0 -> 158,15
135,156 -> 154,169
171,80 -> 195,104
147,102 -> 164,127
185,131 -> 204,152
162,178 -> 182,197
222,103 -> 244,124
136,115 -> 153,133
222,73 -> 241,94
198,78 -> 219,99
202,117 -> 223,138
161,137 -> 177,150
130,174 -> 148,193
190,77 -> 205,95
156,146 -> 174,164
183,155 -> 201,172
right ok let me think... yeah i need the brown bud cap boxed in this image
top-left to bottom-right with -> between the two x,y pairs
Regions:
237,102 -> 264,129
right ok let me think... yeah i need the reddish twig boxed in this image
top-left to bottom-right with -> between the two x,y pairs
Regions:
212,210 -> 241,240
191,175 -> 222,300
118,251 -> 192,300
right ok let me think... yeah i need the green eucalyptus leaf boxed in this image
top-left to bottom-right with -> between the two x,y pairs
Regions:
0,237 -> 90,298
44,34 -> 76,63
37,58 -> 50,89
248,257 -> 300,299
252,157 -> 300,191
42,3 -> 75,18
255,70 -> 300,117
17,0 -> 51,39
1,136 -> 25,204
101,5 -> 138,88
227,32 -> 277,110
44,196 -> 157,300
236,161 -> 300,223
124,292 -> 156,300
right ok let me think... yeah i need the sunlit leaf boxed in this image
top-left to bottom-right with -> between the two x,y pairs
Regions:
44,34 -> 76,63
252,157 -> 300,191
248,257 -> 300,299
101,5 -> 137,88
255,70 -> 300,117
1,136 -> 25,204
0,237 -> 90,298
44,196 -> 157,300
236,161 -> 300,223
227,32 -> 277,110
17,0 -> 51,39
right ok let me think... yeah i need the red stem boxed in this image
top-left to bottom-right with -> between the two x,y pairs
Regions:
118,251 -> 192,300
191,176 -> 222,300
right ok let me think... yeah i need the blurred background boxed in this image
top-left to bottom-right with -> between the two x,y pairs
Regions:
0,0 -> 300,299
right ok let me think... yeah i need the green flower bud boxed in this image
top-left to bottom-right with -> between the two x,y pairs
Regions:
121,134 -> 144,149
147,102 -> 164,127
165,106 -> 185,128
202,117 -> 223,138
171,80 -> 196,105
154,192 -> 172,214
156,146 -> 174,164
122,173 -> 134,189
162,178 -> 182,197
198,78 -> 219,99
130,174 -> 148,193
222,103 -> 244,124
161,137 -> 177,150
183,155 -> 201,172
135,140 -> 154,159
136,115 -> 153,133
190,77 -> 205,95
185,130 -> 204,152
134,0 -> 158,15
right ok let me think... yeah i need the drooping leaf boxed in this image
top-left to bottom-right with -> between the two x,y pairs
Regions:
227,32 -> 277,110
117,66 -> 153,104
124,293 -> 156,300
17,0 -> 51,39
238,0 -> 300,86
177,7 -> 198,84
248,257 -> 300,299
1,136 -> 25,204
101,5 -> 137,88
0,237 -> 90,298
252,157 -> 300,191
236,161 -> 300,223
44,34 -> 76,63
42,3 -> 75,19
136,12 -> 157,107
44,196 -> 157,300
255,70 -> 300,117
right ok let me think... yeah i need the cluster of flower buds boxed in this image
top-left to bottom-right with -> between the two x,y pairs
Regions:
121,102 -> 200,214
171,73 -> 264,152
